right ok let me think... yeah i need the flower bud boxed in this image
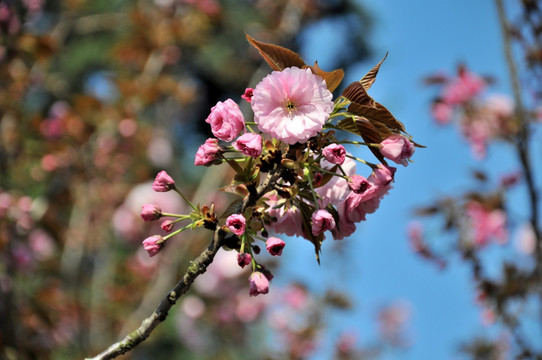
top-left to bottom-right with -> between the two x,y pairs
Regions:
266,237 -> 285,256
311,209 -> 336,236
348,175 -> 370,194
161,219 -> 174,232
140,204 -> 162,221
249,271 -> 269,297
322,143 -> 346,165
379,135 -> 415,166
152,171 -> 175,192
226,214 -> 246,236
142,235 -> 164,257
237,253 -> 252,268
194,138 -> 222,166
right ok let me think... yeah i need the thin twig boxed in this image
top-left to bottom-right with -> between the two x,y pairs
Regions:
85,227 -> 227,360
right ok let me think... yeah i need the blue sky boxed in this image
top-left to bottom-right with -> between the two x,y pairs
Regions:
277,1 -> 540,359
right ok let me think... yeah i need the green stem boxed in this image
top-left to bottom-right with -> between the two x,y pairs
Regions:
174,188 -> 197,212
163,223 -> 192,241
305,166 -> 320,210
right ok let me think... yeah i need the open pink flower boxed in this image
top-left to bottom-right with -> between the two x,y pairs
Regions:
152,170 -> 175,192
205,99 -> 245,142
249,271 -> 269,296
194,138 -> 222,166
322,144 -> 346,165
251,67 -> 333,144
233,133 -> 262,157
266,237 -> 285,256
226,214 -> 246,236
142,235 -> 164,257
380,135 -> 415,166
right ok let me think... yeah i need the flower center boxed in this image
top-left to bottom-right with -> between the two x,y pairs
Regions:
285,100 -> 296,113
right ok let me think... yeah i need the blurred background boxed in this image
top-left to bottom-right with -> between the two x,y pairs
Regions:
1,0 -> 541,359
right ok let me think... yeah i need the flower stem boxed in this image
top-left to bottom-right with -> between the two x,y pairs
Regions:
174,188 -> 197,212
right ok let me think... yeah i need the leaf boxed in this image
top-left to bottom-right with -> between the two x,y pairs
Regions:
342,82 -> 374,106
309,61 -> 344,92
360,52 -> 388,91
246,34 -> 306,71
348,102 -> 406,133
297,199 -> 323,264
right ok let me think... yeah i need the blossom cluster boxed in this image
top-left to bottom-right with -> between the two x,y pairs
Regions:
428,66 -> 520,159
138,36 -> 418,296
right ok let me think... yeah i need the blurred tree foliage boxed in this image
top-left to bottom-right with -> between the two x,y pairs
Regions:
0,0 -> 374,359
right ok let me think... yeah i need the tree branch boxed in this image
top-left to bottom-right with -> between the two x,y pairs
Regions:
85,228 -> 227,360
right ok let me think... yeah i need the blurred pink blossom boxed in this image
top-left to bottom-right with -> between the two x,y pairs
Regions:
465,201 -> 508,246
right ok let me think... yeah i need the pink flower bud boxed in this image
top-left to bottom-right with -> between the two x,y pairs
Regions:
232,133 -> 262,158
311,209 -> 336,236
373,164 -> 396,186
379,135 -> 415,166
161,219 -> 174,232
313,172 -> 323,186
152,171 -> 175,192
194,138 -> 222,166
241,88 -> 254,102
249,271 -> 269,297
266,237 -> 285,256
226,214 -> 246,236
348,175 -> 371,194
237,252 -> 252,268
140,204 -> 162,221
322,144 -> 346,165
205,99 -> 245,142
142,235 -> 164,257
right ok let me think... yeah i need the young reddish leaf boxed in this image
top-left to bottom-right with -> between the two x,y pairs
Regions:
246,34 -> 306,71
348,102 -> 406,133
342,82 -> 374,106
360,52 -> 388,91
309,61 -> 344,92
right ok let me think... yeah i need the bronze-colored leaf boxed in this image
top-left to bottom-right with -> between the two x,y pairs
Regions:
348,102 -> 406,133
360,52 -> 388,91
342,82 -> 374,106
308,61 -> 344,92
246,34 -> 306,71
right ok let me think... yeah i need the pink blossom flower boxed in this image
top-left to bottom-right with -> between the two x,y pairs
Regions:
264,191 -> 304,237
237,252 -> 252,268
194,138 -> 222,166
140,204 -> 162,221
380,135 -> 415,166
348,175 -> 371,194
372,164 -> 396,187
322,144 -> 346,165
226,214 -> 246,236
161,219 -> 174,232
205,99 -> 245,142
142,235 -> 164,257
241,88 -> 254,102
152,170 -> 175,192
311,209 -> 336,236
266,237 -> 285,256
431,101 -> 453,125
249,271 -> 269,296
465,202 -> 508,246
233,133 -> 262,157
316,156 -> 356,207
251,67 -> 333,144
442,69 -> 485,105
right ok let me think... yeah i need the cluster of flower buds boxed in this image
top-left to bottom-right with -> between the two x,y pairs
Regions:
138,35 -> 419,296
